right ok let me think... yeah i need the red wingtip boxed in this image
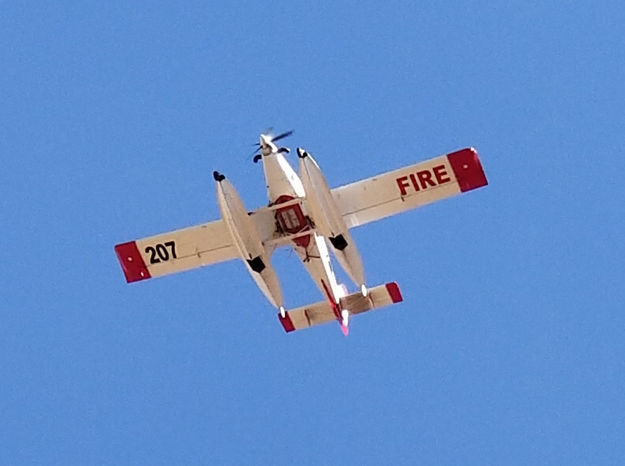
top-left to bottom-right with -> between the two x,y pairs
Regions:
114,241 -> 151,283
447,147 -> 488,192
340,324 -> 349,336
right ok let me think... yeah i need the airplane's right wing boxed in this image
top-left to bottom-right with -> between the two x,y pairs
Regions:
331,148 -> 487,229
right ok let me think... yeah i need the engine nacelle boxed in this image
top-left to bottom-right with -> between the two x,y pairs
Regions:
214,172 -> 284,308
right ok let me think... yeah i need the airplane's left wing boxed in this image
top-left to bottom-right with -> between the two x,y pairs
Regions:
115,198 -> 308,283
115,220 -> 238,283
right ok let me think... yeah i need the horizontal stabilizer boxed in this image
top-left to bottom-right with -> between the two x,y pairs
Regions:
278,282 -> 403,333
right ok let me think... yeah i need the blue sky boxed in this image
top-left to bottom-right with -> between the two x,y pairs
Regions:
2,1 -> 624,464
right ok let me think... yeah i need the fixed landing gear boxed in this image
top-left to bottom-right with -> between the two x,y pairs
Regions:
361,284 -> 368,297
279,306 -> 286,318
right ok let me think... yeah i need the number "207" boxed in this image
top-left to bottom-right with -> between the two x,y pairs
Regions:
145,241 -> 177,264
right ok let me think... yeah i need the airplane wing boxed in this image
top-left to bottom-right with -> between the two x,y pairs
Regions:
115,220 -> 238,283
278,282 -> 402,332
331,147 -> 487,228
114,202 -> 299,283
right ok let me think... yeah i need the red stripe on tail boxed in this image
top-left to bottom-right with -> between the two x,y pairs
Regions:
114,241 -> 151,283
385,282 -> 403,303
279,313 -> 296,332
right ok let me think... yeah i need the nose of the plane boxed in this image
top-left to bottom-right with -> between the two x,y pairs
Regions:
259,134 -> 271,146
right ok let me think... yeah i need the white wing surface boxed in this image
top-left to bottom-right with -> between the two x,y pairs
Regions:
115,220 -> 237,283
114,201 -> 302,283
331,148 -> 487,228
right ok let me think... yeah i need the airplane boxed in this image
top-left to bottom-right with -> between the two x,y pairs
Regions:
114,131 -> 487,335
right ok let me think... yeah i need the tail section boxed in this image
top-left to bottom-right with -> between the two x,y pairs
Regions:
278,282 -> 403,333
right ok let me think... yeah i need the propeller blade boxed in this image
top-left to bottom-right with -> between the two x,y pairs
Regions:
271,130 -> 293,143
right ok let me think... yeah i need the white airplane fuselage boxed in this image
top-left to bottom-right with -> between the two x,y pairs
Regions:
254,134 -> 366,332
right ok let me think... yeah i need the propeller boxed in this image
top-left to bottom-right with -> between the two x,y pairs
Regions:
252,129 -> 294,163
252,130 -> 294,146
270,130 -> 293,143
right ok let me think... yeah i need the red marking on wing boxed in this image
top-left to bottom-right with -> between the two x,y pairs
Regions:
385,282 -> 403,303
279,313 -> 296,332
114,241 -> 151,283
447,148 -> 488,193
